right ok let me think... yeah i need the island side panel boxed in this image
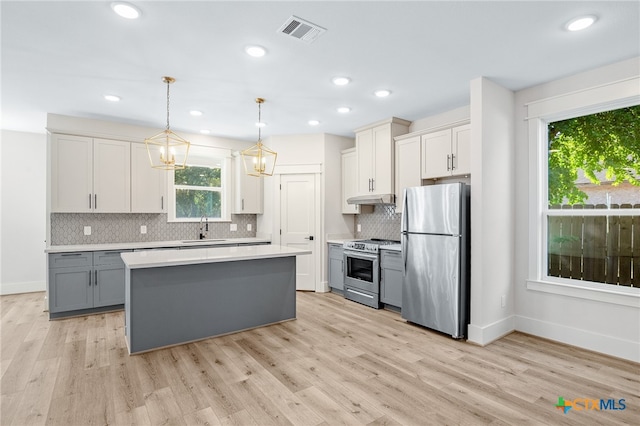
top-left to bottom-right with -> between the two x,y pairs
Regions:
127,256 -> 296,354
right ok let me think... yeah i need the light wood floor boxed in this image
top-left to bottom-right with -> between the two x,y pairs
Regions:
1,291 -> 638,425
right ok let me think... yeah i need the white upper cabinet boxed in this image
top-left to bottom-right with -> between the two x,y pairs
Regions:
93,138 -> 131,213
355,118 -> 410,196
131,143 -> 166,213
51,134 -> 93,212
341,148 -> 360,214
51,134 -> 130,213
394,135 -> 421,214
232,155 -> 263,214
421,124 -> 470,179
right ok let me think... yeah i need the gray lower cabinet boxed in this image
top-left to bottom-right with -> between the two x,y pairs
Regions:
380,249 -> 402,308
49,250 -> 131,314
328,243 -> 344,291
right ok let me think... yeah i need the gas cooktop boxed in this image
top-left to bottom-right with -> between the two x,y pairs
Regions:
343,239 -> 400,253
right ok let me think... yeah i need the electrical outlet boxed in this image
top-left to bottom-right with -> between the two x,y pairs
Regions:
230,223 -> 237,231
501,295 -> 506,308
247,223 -> 252,231
357,224 -> 361,232
140,225 -> 147,234
83,226 -> 91,236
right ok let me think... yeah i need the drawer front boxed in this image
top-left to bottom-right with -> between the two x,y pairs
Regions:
49,252 -> 92,269
328,244 -> 344,260
381,250 -> 402,270
93,250 -> 131,266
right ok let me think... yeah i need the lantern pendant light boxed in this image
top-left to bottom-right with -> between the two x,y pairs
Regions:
240,98 -> 277,177
145,76 -> 191,170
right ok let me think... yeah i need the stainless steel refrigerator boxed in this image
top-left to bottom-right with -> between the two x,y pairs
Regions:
400,183 -> 470,338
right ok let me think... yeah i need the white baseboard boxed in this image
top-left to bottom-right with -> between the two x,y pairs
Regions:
515,315 -> 640,363
467,315 -> 515,346
0,280 -> 46,296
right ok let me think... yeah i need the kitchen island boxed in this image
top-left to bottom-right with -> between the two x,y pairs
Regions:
120,245 -> 310,354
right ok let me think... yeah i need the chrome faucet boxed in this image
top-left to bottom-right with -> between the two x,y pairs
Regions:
199,215 -> 209,239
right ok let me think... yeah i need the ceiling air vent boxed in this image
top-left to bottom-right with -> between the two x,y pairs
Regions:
278,15 -> 326,44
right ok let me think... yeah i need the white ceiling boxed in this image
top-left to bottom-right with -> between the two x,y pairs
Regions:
2,1 -> 639,140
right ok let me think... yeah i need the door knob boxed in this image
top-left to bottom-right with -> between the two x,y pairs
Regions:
304,236 -> 314,241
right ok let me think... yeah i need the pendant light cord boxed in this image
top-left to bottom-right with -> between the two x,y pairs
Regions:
166,80 -> 171,131
257,101 -> 262,141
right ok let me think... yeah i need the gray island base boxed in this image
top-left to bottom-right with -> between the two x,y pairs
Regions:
122,246 -> 308,354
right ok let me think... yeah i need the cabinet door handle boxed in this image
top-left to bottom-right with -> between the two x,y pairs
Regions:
371,179 -> 375,191
447,154 -> 451,171
88,271 -> 92,286
451,153 -> 456,170
95,270 -> 98,286
89,194 -> 92,209
94,194 -> 97,210
61,253 -> 82,257
161,196 -> 164,210
242,199 -> 245,211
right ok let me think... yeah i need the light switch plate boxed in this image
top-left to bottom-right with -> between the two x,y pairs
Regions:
84,226 -> 91,236
357,224 -> 361,232
247,223 -> 252,231
140,225 -> 147,234
230,223 -> 237,231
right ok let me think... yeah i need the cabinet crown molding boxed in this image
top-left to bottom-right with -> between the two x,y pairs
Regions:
394,119 -> 470,141
353,117 -> 411,133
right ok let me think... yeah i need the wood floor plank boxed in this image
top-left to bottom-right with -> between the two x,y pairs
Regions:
0,291 -> 638,426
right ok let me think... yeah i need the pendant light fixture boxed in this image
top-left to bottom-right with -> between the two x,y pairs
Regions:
241,98 -> 277,177
145,76 -> 191,170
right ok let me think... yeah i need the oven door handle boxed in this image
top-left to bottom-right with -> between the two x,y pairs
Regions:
343,250 -> 379,261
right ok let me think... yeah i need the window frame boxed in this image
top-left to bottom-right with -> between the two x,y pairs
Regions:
525,77 -> 640,305
167,146 -> 232,223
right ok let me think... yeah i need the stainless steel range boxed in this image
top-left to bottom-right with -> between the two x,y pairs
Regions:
343,239 -> 399,309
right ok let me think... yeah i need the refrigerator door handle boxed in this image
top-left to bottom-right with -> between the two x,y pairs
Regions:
401,188 -> 409,233
401,233 -> 408,272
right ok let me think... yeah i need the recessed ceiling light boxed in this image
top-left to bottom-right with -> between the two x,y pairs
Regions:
245,45 -> 266,58
374,89 -> 391,98
190,110 -> 203,116
332,77 -> 351,86
337,106 -> 351,113
308,120 -> 320,126
111,2 -> 141,19
565,15 -> 597,31
200,129 -> 211,134
104,94 -> 120,102
255,122 -> 267,128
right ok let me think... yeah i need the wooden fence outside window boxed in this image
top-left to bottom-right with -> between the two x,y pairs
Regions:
547,204 -> 640,287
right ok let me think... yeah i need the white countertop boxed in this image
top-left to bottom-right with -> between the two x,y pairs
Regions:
121,244 -> 311,269
45,237 -> 271,253
380,244 -> 402,252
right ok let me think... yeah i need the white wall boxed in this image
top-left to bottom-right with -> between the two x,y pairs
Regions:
513,57 -> 640,362
468,77 -> 516,345
1,130 -> 47,295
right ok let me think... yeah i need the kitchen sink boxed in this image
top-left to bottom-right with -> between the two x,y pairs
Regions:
181,239 -> 226,243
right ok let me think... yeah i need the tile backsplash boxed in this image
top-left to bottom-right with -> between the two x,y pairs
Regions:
354,204 -> 402,241
50,213 -> 256,245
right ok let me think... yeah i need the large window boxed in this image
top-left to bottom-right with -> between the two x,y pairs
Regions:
545,106 -> 639,287
168,146 -> 231,222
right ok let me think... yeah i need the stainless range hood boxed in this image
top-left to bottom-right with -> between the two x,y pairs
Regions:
346,193 -> 395,205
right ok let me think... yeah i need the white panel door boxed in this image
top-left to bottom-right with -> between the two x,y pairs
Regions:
280,174 -> 316,291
